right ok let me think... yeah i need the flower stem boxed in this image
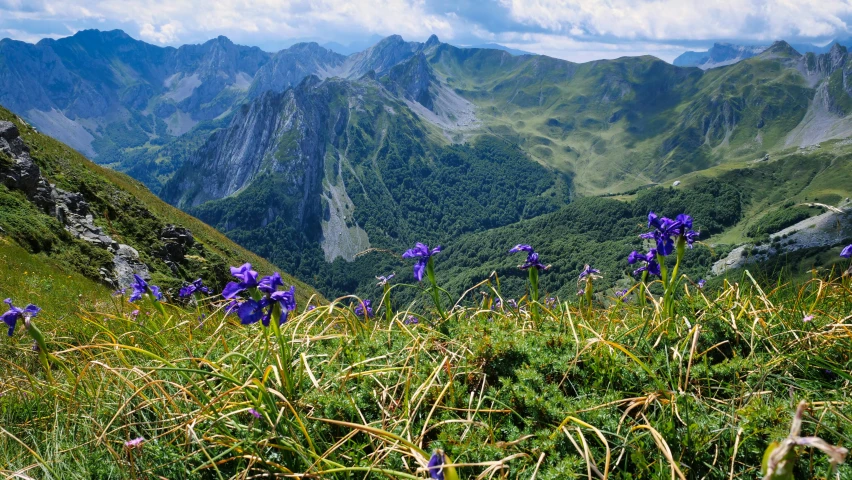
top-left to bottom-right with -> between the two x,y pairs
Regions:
383,284 -> 392,324
529,266 -> 540,321
426,258 -> 446,320
665,236 -> 687,319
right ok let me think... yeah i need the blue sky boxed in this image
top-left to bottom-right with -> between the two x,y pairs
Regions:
1,0 -> 850,62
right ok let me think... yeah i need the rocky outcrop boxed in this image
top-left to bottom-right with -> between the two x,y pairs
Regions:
158,224 -> 195,272
0,120 -> 150,287
248,43 -> 346,98
383,53 -> 436,110
712,202 -> 852,275
0,121 -> 55,212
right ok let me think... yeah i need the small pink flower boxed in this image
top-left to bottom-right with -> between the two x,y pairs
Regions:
124,437 -> 145,449
803,314 -> 814,323
249,408 -> 261,419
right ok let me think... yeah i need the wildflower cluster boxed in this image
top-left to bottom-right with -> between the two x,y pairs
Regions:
222,263 -> 296,327
628,212 -> 700,316
640,212 -> 699,255
179,278 -> 210,298
627,249 -> 660,277
354,299 -> 373,318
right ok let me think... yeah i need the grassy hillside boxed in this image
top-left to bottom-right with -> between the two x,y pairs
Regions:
0,105 -> 319,303
427,44 -> 815,196
0,239 -> 849,478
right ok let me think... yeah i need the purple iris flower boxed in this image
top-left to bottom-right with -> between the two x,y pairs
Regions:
641,213 -> 676,255
236,298 -> 267,325
641,212 -> 699,255
354,299 -> 374,318
615,289 -> 629,299
841,244 -> 852,258
697,279 -> 706,289
306,305 -> 316,312
491,298 -> 502,310
520,252 -> 547,270
376,273 -> 395,286
509,244 -> 534,254
507,299 -> 518,309
628,249 -> 661,277
222,263 -> 259,299
578,264 -> 601,280
129,274 -> 162,302
510,244 -> 547,270
258,272 -> 283,294
1,299 -> 40,336
224,300 -> 240,315
403,243 -> 441,282
249,408 -> 262,419
179,279 -> 210,298
404,316 -> 419,325
269,286 -> 297,324
427,450 -> 445,480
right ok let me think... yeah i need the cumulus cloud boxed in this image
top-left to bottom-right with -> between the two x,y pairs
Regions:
139,21 -> 181,43
498,0 -> 852,41
0,0 -> 850,61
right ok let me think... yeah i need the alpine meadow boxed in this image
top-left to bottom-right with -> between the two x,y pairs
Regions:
0,2 -> 851,478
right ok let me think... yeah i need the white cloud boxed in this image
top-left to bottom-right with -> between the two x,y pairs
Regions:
139,21 -> 181,44
498,0 -> 852,41
1,0 -> 851,61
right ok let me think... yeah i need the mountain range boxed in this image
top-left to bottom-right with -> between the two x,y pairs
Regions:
1,29 -> 851,298
673,39 -> 852,69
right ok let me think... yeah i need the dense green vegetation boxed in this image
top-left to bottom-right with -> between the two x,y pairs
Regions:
191,135 -> 568,299
116,117 -> 231,191
437,180 -> 742,300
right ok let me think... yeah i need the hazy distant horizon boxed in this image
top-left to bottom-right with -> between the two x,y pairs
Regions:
1,0 -> 849,63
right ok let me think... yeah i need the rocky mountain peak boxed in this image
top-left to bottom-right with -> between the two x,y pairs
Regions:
425,34 -> 441,48
384,52 -> 436,109
762,40 -> 801,58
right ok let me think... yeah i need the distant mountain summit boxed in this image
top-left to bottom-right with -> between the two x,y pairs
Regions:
463,43 -> 532,56
673,43 -> 768,69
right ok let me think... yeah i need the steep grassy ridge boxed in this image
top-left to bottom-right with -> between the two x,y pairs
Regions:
0,105 -> 318,302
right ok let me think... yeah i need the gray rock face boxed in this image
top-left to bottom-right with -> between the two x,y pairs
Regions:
162,76 -> 337,219
158,224 -> 195,272
0,119 -> 149,287
384,53 -> 435,109
0,121 -> 56,211
248,42 -> 346,98
112,244 -> 149,289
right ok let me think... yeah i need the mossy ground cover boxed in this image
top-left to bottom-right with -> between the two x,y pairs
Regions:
1,254 -> 849,478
